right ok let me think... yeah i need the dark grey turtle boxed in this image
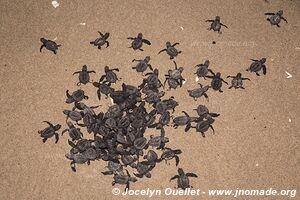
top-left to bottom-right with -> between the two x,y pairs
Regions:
160,147 -> 182,166
68,139 -> 93,153
194,105 -> 220,119
205,71 -> 228,92
170,168 -> 198,190
63,109 -> 82,122
134,162 -> 152,178
149,111 -> 171,130
265,10 -> 287,27
158,42 -> 182,59
193,117 -> 215,137
148,134 -> 169,149
165,78 -> 180,90
139,68 -> 163,92
205,16 -> 228,34
162,96 -> 179,113
83,147 -> 98,161
90,32 -> 110,49
128,33 -> 151,51
227,73 -> 250,89
99,66 -> 120,85
187,83 -> 210,101
143,150 -> 160,167
246,58 -> 267,76
65,89 -> 88,104
38,121 -> 61,143
132,56 -> 153,74
92,81 -> 114,100
65,152 -> 89,172
164,61 -> 185,89
153,101 -> 168,115
133,137 -> 148,150
62,121 -> 83,141
173,111 -> 197,132
112,170 -> 137,191
121,155 -> 137,168
195,60 -> 213,79
144,91 -> 165,104
73,65 -> 96,86
102,160 -> 123,175
40,38 -> 61,54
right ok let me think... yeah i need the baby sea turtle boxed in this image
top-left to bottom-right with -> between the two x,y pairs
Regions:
265,10 -> 287,27
173,111 -> 197,132
195,60 -> 213,79
205,71 -> 228,93
65,89 -> 88,104
148,134 -> 169,150
164,61 -> 185,88
132,56 -> 153,74
112,170 -> 137,191
206,16 -> 228,34
158,42 -> 182,59
187,83 -> 210,101
40,38 -> 61,54
194,105 -> 220,119
134,162 -> 152,178
38,121 -> 61,143
99,66 -> 120,85
193,117 -> 215,137
102,160 -> 123,175
133,137 -> 148,150
73,65 -> 96,86
62,121 -> 83,141
92,82 -> 114,100
127,33 -> 151,51
170,168 -> 198,190
160,147 -> 182,166
90,32 -> 110,49
121,155 -> 137,168
246,58 -> 267,76
143,150 -> 160,168
63,109 -> 83,122
227,73 -> 250,89
65,152 -> 89,172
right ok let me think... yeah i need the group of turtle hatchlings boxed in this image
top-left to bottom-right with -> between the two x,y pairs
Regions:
38,10 -> 286,190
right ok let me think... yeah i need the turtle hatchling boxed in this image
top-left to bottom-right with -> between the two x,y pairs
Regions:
38,121 -> 61,143
127,33 -> 151,51
195,60 -> 213,79
187,83 -> 210,101
227,73 -> 250,89
206,16 -> 228,33
205,71 -> 228,93
112,170 -> 137,191
160,147 -> 182,166
170,168 -> 198,190
193,117 -> 215,137
40,38 -> 61,54
265,10 -> 287,27
99,66 -> 120,85
132,56 -> 153,74
73,65 -> 96,86
158,42 -> 182,59
246,58 -> 267,76
62,121 -> 83,141
90,32 -> 110,49
65,89 -> 88,103
173,111 -> 197,132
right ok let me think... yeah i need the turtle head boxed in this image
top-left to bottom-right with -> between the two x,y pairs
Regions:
261,58 -> 267,63
40,38 -> 47,43
153,68 -> 159,74
54,124 -> 61,130
178,67 -> 184,72
63,110 -> 70,115
137,33 -> 143,38
178,168 -> 184,175
278,10 -> 283,15
166,41 -> 171,47
216,72 -> 221,77
82,65 -> 87,71
215,16 -> 221,21
104,32 -> 110,38
237,72 -> 242,77
204,60 -> 210,66
145,56 -> 151,62
104,66 -> 109,72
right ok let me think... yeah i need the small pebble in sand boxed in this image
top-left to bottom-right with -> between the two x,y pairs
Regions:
195,76 -> 199,82
212,41 -> 216,44
183,79 -> 187,85
80,23 -> 86,26
256,164 -> 259,167
180,26 -> 184,30
285,71 -> 292,79
288,119 -> 292,123
52,1 -> 59,8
